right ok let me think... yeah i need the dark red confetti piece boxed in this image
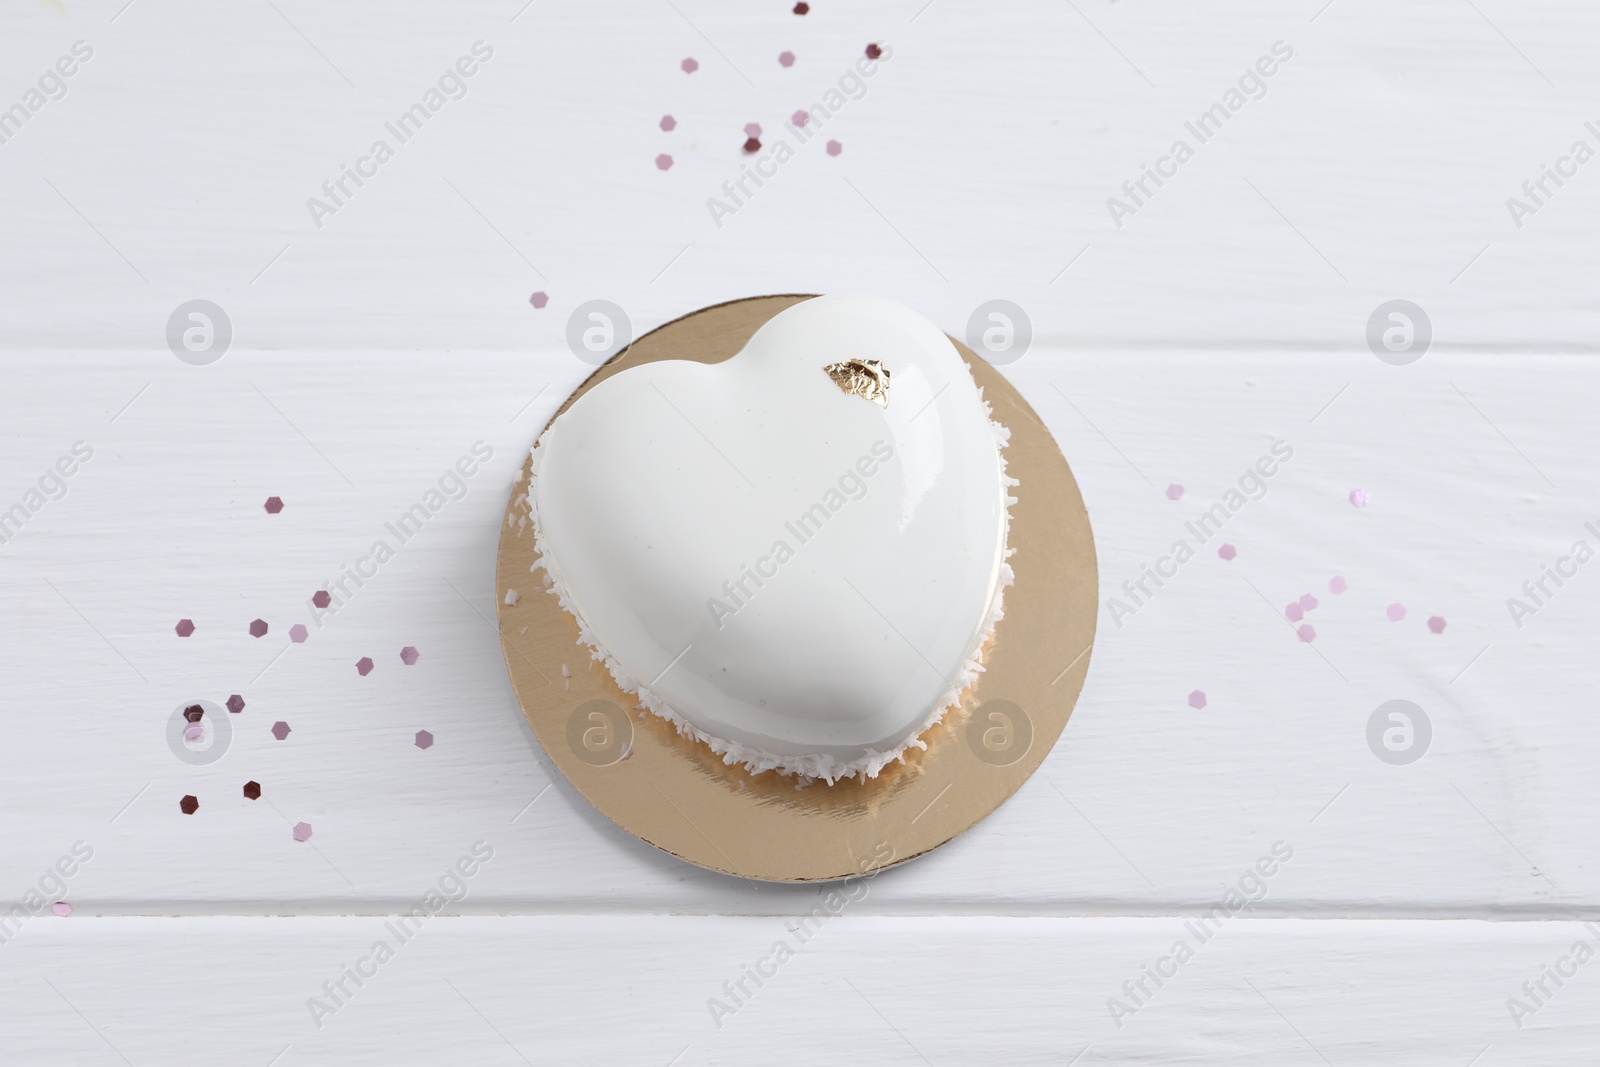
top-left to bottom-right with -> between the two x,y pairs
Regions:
180,795 -> 198,815
743,137 -> 761,153
866,43 -> 882,59
226,694 -> 245,714
793,1 -> 808,12
184,704 -> 204,723
243,781 -> 261,800
312,591 -> 332,609
249,619 -> 268,638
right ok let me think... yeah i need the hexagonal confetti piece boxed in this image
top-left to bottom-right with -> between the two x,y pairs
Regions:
744,122 -> 762,138
1428,615 -> 1447,634
292,822 -> 313,842
51,902 -> 71,917
1217,543 -> 1237,561
659,114 -> 676,132
226,694 -> 245,714
1286,603 -> 1304,622
655,153 -> 674,171
826,140 -> 842,156
415,730 -> 434,750
742,136 -> 761,153
400,646 -> 419,665
866,42 -> 882,59
1387,603 -> 1407,621
180,795 -> 198,815
680,57 -> 698,73
184,704 -> 204,723
289,624 -> 308,643
263,496 -> 284,514
184,724 -> 204,742
793,1 -> 808,12
249,619 -> 268,638
1349,489 -> 1369,507
1165,483 -> 1184,501
792,109 -> 809,127
1299,594 -> 1319,612
1187,690 -> 1207,710
243,781 -> 261,800
356,657 -> 374,676
1297,625 -> 1316,642
1329,576 -> 1348,595
312,590 -> 332,609
175,619 -> 195,637
778,50 -> 795,67
528,291 -> 549,309
271,721 -> 291,741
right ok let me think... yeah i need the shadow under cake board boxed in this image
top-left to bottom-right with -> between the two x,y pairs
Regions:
496,294 -> 1097,883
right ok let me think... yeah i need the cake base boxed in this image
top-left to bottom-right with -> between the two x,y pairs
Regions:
495,295 -> 1097,882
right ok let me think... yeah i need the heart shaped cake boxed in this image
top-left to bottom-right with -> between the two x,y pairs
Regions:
527,295 -> 1016,783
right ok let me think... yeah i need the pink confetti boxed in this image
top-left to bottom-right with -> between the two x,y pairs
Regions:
249,619 -> 268,638
415,730 -> 434,750
1350,489 -> 1369,507
51,902 -> 71,917
744,122 -> 762,138
1217,543 -> 1237,561
312,590 -> 332,609
184,724 -> 204,742
175,619 -> 195,637
680,57 -> 699,74
289,623 -> 308,643
263,496 -> 284,514
655,153 -> 674,171
400,646 -> 419,665
826,139 -> 842,156
356,657 -> 374,676
1299,593 -> 1319,612
792,109 -> 809,127
1187,690 -> 1207,710
226,694 -> 245,714
1387,603 -> 1407,621
528,291 -> 548,309
292,822 -> 313,842
778,50 -> 795,67
271,721 -> 291,741
1297,624 -> 1316,643
1286,602 -> 1304,622
659,114 -> 676,132
1428,615 -> 1447,633
1165,483 -> 1184,501
1329,576 -> 1347,594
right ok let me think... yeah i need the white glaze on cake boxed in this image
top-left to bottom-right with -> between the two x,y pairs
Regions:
526,295 -> 1016,783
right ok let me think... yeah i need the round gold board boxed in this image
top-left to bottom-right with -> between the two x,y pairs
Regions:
495,295 -> 1097,882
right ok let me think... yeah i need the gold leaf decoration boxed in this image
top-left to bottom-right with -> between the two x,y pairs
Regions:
823,358 -> 891,408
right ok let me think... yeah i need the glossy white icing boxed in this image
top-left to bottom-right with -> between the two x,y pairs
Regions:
528,295 -> 1015,782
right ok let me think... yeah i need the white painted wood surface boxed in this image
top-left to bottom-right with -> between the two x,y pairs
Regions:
2,0 -> 1597,1061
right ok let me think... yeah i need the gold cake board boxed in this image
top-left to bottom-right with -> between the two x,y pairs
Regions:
496,295 -> 1097,882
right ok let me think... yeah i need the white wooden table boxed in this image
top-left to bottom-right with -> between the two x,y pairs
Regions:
3,0 -> 1597,1062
